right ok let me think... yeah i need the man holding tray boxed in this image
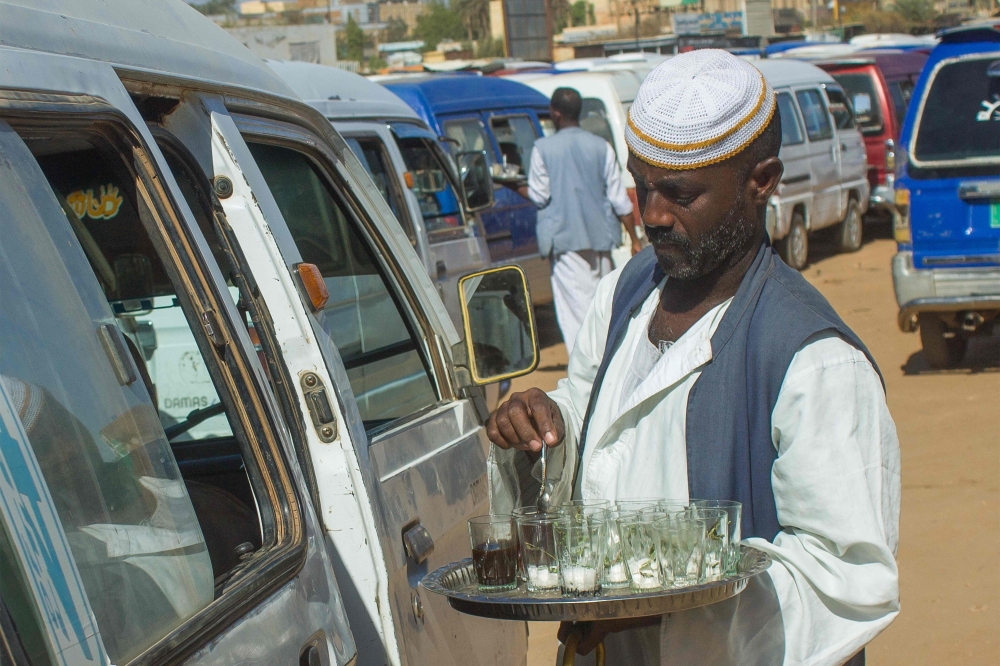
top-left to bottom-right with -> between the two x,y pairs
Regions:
486,50 -> 900,666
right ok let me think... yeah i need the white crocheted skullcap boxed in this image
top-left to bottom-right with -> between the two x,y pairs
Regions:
626,49 -> 776,170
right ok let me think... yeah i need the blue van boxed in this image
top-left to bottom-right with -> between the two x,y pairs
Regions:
892,23 -> 1000,368
382,75 -> 555,303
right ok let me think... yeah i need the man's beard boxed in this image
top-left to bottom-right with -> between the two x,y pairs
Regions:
644,193 -> 756,280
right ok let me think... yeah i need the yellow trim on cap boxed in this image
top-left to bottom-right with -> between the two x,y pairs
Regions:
627,70 -> 768,152
628,96 -> 776,171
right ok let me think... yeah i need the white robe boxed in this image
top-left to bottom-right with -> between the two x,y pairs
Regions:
540,266 -> 901,666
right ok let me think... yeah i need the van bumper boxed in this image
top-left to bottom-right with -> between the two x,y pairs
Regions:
869,184 -> 894,211
892,250 -> 1000,331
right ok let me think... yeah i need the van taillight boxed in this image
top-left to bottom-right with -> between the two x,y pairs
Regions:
894,188 -> 911,244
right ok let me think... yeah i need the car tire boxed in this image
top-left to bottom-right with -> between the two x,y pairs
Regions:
837,198 -> 863,253
778,212 -> 808,270
918,313 -> 967,369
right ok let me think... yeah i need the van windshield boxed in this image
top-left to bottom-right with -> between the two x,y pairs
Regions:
913,57 -> 1000,163
580,98 -> 616,153
832,72 -> 883,133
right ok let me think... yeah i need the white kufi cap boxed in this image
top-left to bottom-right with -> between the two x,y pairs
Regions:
626,49 -> 776,170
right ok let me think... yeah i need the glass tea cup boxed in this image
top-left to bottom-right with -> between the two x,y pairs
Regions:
554,510 -> 607,597
602,509 -> 636,589
690,500 -> 742,574
619,511 -> 663,591
517,515 -> 560,592
688,507 -> 728,582
468,515 -> 518,592
661,515 -> 706,588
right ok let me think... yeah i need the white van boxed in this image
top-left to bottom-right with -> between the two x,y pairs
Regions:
756,59 -> 870,269
266,60 -> 494,327
0,3 -> 533,666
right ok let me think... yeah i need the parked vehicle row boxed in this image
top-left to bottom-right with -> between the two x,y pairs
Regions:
0,2 -> 538,666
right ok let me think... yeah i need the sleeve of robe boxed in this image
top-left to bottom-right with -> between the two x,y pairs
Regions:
747,330 -> 901,665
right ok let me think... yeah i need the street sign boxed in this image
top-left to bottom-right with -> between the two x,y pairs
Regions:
672,11 -> 744,36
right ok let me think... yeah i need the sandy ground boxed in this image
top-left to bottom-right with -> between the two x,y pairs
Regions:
510,230 -> 999,666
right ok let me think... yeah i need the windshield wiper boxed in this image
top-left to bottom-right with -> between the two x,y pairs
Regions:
164,403 -> 226,441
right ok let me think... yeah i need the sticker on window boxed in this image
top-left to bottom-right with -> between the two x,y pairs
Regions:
991,200 -> 1000,228
66,184 -> 124,220
976,97 -> 1000,122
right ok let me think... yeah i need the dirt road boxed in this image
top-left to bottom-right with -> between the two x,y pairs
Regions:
512,233 -> 999,666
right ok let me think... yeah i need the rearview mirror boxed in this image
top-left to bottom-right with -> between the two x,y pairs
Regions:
455,266 -> 538,386
456,150 -> 495,213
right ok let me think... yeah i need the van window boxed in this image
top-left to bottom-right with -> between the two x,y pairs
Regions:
490,115 -> 538,173
831,73 -> 883,133
539,116 -> 556,137
795,89 -> 833,142
443,118 -> 495,164
580,98 -> 616,151
396,136 -> 464,233
777,92 -> 804,145
914,57 -> 1000,163
4,137 -> 218,663
345,136 -> 413,242
246,142 -> 438,431
825,88 -> 856,130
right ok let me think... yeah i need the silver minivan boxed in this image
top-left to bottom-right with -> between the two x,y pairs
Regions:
0,2 -> 533,666
757,59 -> 871,270
267,60 -> 495,327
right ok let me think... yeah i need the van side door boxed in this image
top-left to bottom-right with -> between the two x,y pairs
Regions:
774,90 -> 813,241
208,110 -> 527,666
795,87 -> 842,229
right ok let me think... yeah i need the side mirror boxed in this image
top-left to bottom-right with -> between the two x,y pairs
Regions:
453,265 -> 538,387
456,150 -> 495,213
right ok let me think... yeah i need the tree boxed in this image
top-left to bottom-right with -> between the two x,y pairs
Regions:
891,0 -> 937,26
338,14 -> 366,62
194,0 -> 236,15
382,18 -> 410,43
413,2 -> 466,51
570,1 -> 594,26
456,0 -> 492,41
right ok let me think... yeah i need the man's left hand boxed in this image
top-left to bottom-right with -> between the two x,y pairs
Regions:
558,616 -> 662,656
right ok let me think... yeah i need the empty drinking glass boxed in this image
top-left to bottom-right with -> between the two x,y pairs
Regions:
689,507 -> 728,582
691,500 -> 742,574
666,515 -> 706,588
468,515 -> 518,591
615,498 -> 661,512
517,515 -> 560,592
554,510 -> 607,596
619,511 -> 663,591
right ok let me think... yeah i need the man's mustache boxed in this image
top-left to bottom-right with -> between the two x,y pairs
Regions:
644,224 -> 691,249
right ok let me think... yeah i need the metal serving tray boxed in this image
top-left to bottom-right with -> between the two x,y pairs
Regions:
422,545 -> 771,622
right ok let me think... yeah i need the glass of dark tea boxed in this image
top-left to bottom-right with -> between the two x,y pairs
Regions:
468,515 -> 518,592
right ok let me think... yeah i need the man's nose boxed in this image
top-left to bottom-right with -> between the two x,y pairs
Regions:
641,192 -> 678,229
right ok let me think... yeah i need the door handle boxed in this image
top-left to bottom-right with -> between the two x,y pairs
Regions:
403,522 -> 435,564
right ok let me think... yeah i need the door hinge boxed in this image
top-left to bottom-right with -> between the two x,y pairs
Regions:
300,371 -> 337,443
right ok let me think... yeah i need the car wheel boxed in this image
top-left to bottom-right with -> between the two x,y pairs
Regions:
779,212 -> 808,270
837,198 -> 863,253
918,313 -> 967,369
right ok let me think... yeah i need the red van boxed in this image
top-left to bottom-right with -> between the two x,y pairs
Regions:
818,49 -> 928,216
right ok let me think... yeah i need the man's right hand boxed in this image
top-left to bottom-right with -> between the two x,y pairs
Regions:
486,388 -> 565,453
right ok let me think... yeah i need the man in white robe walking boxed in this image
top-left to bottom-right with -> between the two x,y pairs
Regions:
487,51 -> 900,666
508,87 -> 639,354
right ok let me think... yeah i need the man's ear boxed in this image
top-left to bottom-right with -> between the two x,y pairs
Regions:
748,157 -> 783,204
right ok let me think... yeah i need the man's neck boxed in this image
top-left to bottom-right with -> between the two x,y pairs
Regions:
556,120 -> 580,131
648,240 -> 762,344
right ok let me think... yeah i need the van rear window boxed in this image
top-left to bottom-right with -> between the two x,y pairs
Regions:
832,73 -> 883,132
914,57 -> 1000,163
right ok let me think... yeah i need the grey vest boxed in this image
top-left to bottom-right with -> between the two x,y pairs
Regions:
533,126 -> 621,256
578,243 -> 884,541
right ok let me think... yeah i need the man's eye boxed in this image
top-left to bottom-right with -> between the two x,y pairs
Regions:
674,195 -> 696,206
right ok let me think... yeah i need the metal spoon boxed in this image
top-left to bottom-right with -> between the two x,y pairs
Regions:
536,444 -> 553,513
